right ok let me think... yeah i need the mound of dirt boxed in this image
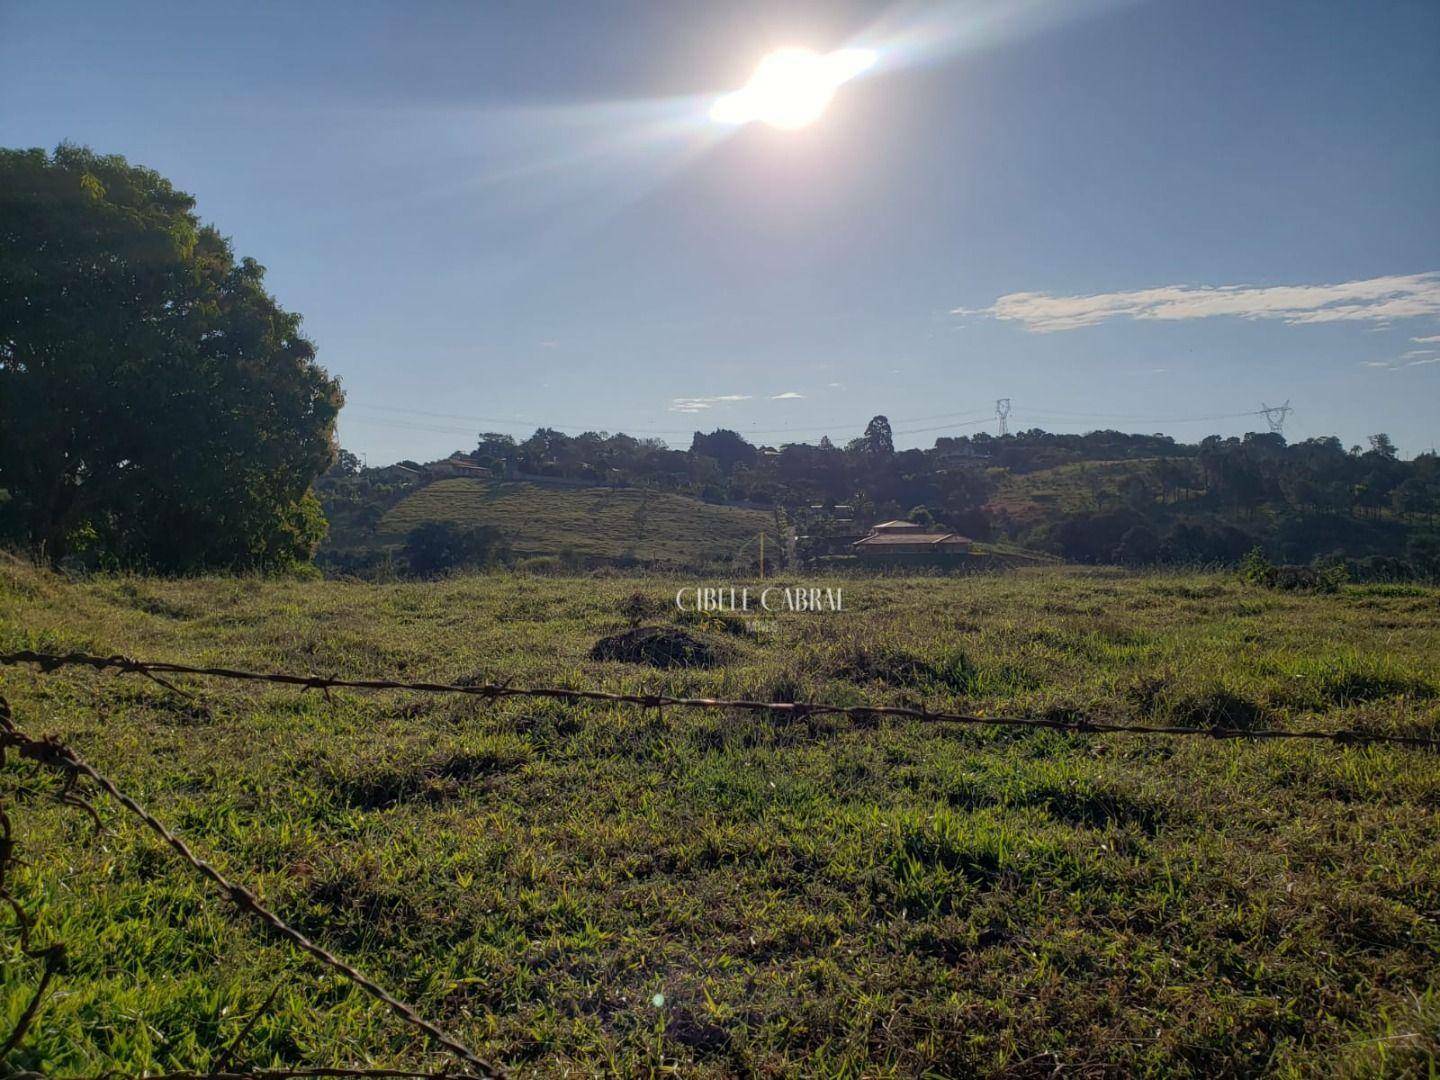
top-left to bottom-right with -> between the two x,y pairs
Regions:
589,626 -> 717,668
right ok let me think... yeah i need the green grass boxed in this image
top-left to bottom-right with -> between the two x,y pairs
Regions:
2,557 -> 1439,1076
363,479 -> 774,567
986,458 -> 1161,523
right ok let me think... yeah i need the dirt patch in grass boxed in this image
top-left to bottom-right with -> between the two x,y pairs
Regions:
664,1009 -> 735,1060
878,809 -> 1016,916
825,641 -> 981,693
1169,689 -> 1268,729
590,625 -> 718,668
1127,675 -> 1270,730
673,607 -> 750,637
1304,668 -> 1433,707
116,582 -> 200,619
328,739 -> 531,809
1022,784 -> 1168,834
302,860 -> 428,952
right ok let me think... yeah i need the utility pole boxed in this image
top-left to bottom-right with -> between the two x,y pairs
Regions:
995,398 -> 1012,437
1259,400 -> 1293,436
759,531 -> 765,580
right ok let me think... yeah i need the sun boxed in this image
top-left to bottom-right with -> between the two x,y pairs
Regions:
710,47 -> 877,130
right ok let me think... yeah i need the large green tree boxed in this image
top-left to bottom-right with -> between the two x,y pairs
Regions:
0,145 -> 342,569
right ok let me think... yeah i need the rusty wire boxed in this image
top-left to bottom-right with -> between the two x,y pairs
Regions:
2,648 -> 1437,751
0,695 -> 504,1079
16,1071 -> 484,1080
0,642 -> 1434,1074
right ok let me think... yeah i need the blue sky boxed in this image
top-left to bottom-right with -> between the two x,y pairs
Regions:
3,0 -> 1438,460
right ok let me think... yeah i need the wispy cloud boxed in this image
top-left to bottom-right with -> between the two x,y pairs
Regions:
1359,353 -> 1439,372
956,272 -> 1440,333
1413,334 -> 1440,344
668,394 -> 752,413
771,391 -> 804,400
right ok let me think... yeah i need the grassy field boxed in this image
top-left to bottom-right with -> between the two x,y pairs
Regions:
357,479 -> 775,567
985,459 -> 1159,525
2,557 -> 1439,1076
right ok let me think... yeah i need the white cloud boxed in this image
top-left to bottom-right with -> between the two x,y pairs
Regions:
827,381 -> 845,389
668,394 -> 752,413
955,272 -> 1440,333
1359,355 -> 1439,371
1412,334 -> 1440,343
771,391 -> 804,400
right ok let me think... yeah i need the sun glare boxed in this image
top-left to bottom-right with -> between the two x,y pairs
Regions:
710,47 -> 877,130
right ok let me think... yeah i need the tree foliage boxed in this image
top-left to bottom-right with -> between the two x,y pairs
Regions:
856,415 -> 894,455
0,144 -> 342,569
403,521 -> 509,577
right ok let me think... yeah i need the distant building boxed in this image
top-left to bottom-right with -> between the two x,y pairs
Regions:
368,462 -> 422,482
424,455 -> 493,479
934,444 -> 990,463
869,520 -> 921,532
852,520 -> 973,559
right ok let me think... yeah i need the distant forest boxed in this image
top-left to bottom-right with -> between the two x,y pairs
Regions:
320,418 -> 1440,578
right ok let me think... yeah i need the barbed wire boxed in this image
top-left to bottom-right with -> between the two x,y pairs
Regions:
2,649 -> 1436,751
15,1071 -> 487,1080
0,695 -> 505,1079
1,644 -> 1436,1074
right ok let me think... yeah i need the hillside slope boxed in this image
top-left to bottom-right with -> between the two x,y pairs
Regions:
985,458 -> 1160,525
331,478 -> 774,568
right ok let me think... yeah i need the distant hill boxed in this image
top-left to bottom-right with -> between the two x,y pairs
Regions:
321,478 -> 774,571
318,423 -> 1440,578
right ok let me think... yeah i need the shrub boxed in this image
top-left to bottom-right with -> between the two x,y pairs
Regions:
1240,547 -> 1345,593
1238,547 -> 1276,587
1344,555 -> 1416,583
402,522 -> 509,577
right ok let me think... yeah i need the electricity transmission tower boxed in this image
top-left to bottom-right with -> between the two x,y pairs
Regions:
995,398 -> 1012,436
1259,400 -> 1292,436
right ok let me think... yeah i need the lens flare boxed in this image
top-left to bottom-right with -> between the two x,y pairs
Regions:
710,47 -> 877,130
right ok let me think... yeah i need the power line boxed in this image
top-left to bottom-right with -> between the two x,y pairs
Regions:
343,402 -> 996,440
1012,407 -> 1268,423
340,399 -> 1300,448
892,417 -> 995,436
